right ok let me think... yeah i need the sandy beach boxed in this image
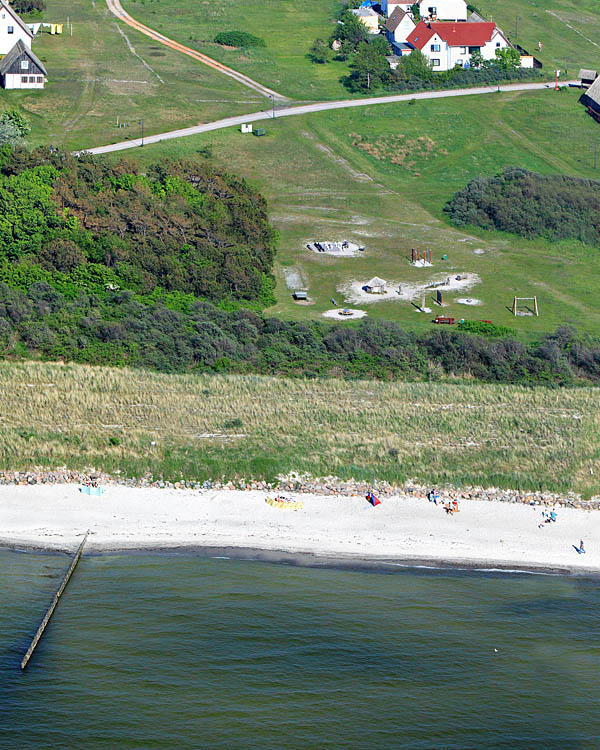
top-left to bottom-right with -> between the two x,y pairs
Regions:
1,484 -> 598,572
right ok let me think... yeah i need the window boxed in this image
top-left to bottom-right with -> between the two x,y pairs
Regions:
431,58 -> 440,66
36,76 -> 43,83
456,59 -> 463,66
428,7 -> 436,13
20,60 -> 29,70
29,76 -> 36,82
460,47 -> 467,54
430,43 -> 440,51
21,75 -> 27,83
8,25 -> 14,33
496,42 -> 501,47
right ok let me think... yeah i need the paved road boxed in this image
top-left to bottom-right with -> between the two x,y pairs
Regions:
106,0 -> 285,100
86,80 -> 573,155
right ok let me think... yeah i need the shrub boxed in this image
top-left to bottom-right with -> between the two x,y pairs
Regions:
214,31 -> 266,48
445,167 -> 600,245
457,321 -> 516,338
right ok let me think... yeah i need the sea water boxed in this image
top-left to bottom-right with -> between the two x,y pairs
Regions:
0,549 -> 599,749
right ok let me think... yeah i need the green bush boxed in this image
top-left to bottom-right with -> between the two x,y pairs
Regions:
457,320 -> 516,338
214,31 -> 266,48
445,167 -> 600,245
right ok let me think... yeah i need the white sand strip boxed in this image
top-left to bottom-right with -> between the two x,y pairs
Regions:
1,485 -> 598,571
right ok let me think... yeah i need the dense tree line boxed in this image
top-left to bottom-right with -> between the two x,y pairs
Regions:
0,147 -> 277,303
0,281 -> 598,384
445,167 -> 600,244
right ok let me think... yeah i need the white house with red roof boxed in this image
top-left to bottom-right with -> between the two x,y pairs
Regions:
382,0 -> 467,21
406,21 -> 510,70
0,1 -> 33,55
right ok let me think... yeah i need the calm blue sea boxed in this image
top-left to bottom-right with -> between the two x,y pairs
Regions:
0,549 -> 599,749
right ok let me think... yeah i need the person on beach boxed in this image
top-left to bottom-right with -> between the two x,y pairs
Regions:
579,539 -> 585,554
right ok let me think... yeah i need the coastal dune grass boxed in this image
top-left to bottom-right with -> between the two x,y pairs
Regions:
1,361 -> 599,497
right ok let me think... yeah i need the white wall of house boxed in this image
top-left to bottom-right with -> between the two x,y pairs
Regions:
418,0 -> 467,21
4,72 -> 44,89
350,7 -> 380,33
0,7 -> 31,55
389,14 -> 416,43
420,29 -> 510,71
480,28 -> 509,61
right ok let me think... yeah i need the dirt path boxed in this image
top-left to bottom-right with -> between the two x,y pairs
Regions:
105,0 -> 286,100
85,80 -> 575,155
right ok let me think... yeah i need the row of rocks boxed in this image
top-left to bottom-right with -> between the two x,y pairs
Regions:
0,469 -> 598,510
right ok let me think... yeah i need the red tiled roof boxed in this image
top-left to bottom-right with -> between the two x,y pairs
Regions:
407,20 -> 498,49
405,21 -> 436,49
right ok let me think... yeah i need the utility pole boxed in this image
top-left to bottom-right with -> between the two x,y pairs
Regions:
138,119 -> 144,146
514,15 -> 521,38
591,143 -> 598,169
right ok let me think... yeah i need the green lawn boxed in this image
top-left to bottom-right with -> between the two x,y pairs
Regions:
122,0 -> 358,100
124,87 -> 600,339
0,0 -> 258,151
478,0 -> 600,74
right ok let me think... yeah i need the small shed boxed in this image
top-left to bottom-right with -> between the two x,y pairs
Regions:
0,39 -> 47,89
292,291 -> 308,300
365,276 -> 387,294
580,75 -> 600,121
579,69 -> 598,88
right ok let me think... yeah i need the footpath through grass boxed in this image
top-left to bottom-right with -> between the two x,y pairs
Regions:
2,361 -> 599,497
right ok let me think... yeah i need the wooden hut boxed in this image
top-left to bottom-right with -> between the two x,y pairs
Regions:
579,69 -> 598,88
365,276 -> 387,294
580,76 -> 600,122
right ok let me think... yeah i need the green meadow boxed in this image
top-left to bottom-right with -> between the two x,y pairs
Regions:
127,87 -> 600,338
122,0 -> 353,100
0,0 -> 259,151
478,0 -> 600,74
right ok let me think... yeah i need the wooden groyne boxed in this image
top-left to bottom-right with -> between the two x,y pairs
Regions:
21,531 -> 88,671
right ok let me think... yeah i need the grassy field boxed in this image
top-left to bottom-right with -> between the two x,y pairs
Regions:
478,0 -> 600,74
122,0 -> 353,101
126,87 -> 600,338
2,361 -> 599,496
0,0 -> 259,151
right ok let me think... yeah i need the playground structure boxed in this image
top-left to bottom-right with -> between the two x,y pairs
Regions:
411,248 -> 432,267
512,296 -> 539,317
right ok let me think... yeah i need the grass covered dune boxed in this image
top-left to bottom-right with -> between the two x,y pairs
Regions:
2,361 -> 599,498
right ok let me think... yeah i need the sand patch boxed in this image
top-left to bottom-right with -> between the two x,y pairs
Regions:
340,273 -> 480,305
456,297 -> 482,306
322,308 -> 367,320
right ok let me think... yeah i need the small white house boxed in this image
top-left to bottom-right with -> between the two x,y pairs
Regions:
416,0 -> 467,21
0,1 -> 33,55
406,21 -> 510,71
382,0 -> 467,21
385,7 -> 416,47
365,277 -> 387,294
0,39 -> 47,89
350,7 -> 380,34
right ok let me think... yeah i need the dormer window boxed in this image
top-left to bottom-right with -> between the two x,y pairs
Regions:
21,60 -> 29,69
